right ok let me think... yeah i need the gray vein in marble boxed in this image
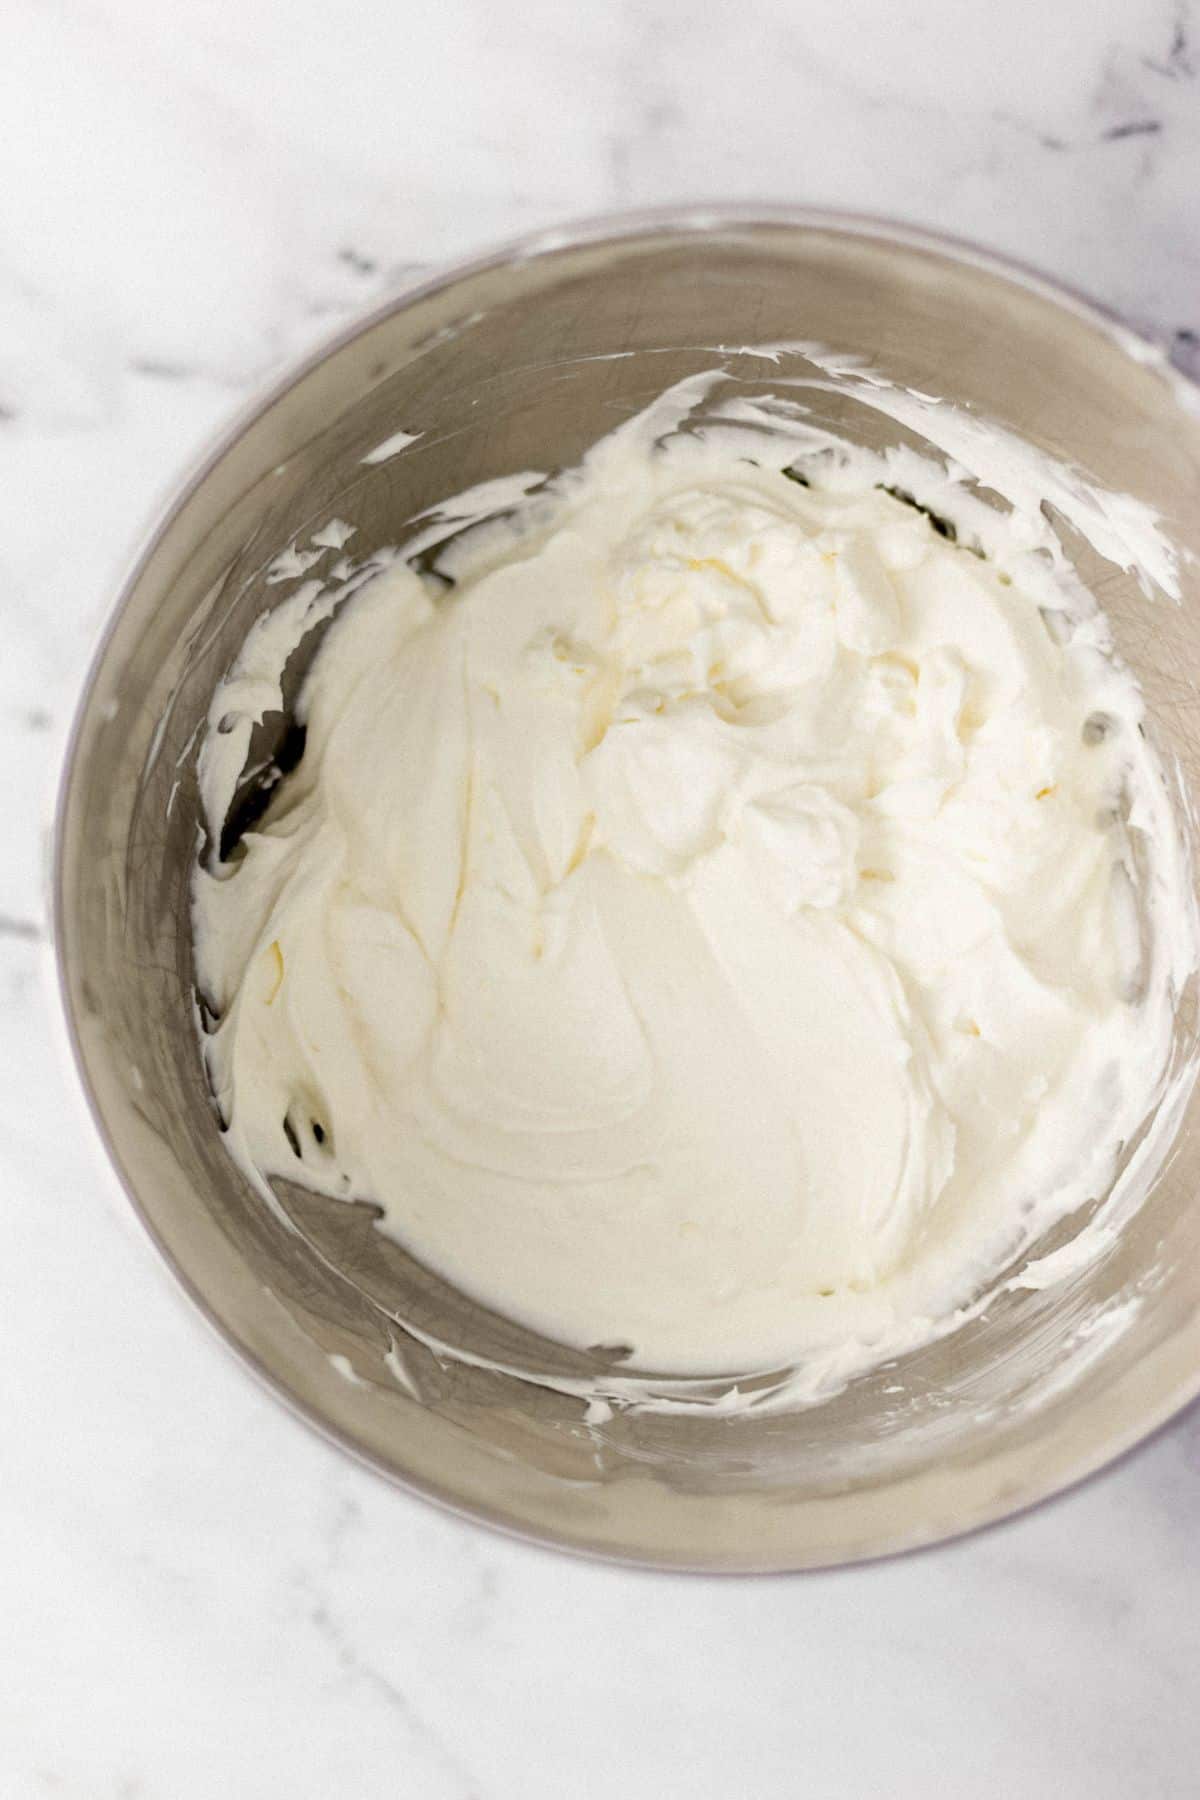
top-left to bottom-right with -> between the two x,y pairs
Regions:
1100,117 -> 1164,139
1143,1 -> 1195,79
337,247 -> 379,276
752,10 -> 1180,187
294,1486 -> 489,1798
1172,327 -> 1200,377
0,914 -> 42,942
1003,113 -> 1170,151
304,1589 -> 487,1797
128,358 -> 200,381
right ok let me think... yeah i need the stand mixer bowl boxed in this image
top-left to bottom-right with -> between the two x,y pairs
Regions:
54,208 -> 1200,1570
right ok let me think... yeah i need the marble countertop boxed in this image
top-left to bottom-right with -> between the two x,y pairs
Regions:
4,1 -> 1200,1793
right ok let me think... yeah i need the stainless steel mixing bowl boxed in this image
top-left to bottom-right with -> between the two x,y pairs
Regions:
54,208 -> 1200,1570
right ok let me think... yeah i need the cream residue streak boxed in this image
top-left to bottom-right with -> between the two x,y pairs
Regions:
193,365 -> 1196,1407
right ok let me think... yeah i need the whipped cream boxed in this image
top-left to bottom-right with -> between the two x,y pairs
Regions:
193,368 -> 1194,1394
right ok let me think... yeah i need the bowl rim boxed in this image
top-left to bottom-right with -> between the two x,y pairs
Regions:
49,201 -> 1200,1574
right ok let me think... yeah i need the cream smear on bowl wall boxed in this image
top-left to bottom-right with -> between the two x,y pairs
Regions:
190,352 -> 1198,1420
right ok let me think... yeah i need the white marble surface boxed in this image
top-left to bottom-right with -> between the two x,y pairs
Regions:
3,1 -> 1200,1793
